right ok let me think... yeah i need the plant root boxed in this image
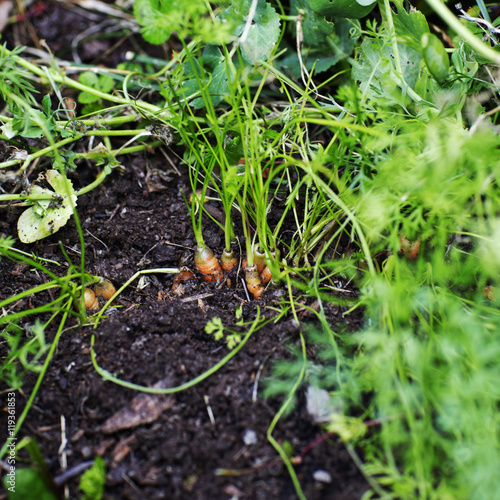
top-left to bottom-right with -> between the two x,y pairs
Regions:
194,246 -> 223,283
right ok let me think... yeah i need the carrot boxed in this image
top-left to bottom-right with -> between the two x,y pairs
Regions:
221,249 -> 238,273
259,266 -> 272,285
194,246 -> 223,283
172,269 -> 196,291
94,278 -> 116,300
84,288 -> 99,310
484,285 -> 494,300
253,246 -> 266,274
245,264 -> 265,299
399,235 -> 421,260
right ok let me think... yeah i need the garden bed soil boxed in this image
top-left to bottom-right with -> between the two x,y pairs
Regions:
0,2 -> 369,499
1,148 -> 369,500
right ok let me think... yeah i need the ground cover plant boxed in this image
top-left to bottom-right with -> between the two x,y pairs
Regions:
1,0 -> 500,498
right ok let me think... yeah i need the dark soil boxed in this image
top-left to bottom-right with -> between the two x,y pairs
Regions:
0,3 -> 369,499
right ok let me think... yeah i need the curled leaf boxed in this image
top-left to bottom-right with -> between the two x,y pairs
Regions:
17,170 -> 77,244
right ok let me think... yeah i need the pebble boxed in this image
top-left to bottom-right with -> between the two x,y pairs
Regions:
243,429 -> 258,445
313,469 -> 332,483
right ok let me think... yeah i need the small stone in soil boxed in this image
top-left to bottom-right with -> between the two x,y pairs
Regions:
313,469 -> 333,483
243,429 -> 258,445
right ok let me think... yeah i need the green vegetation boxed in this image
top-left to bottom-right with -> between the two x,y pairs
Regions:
1,0 -> 500,498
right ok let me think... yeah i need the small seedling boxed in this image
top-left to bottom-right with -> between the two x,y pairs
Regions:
205,315 -> 243,349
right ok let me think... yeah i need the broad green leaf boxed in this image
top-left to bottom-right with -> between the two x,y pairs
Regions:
18,170 -> 77,244
352,38 -> 422,108
390,0 -> 430,53
240,0 -> 281,64
5,467 -> 58,500
291,0 -> 333,46
41,94 -> 52,117
280,18 -> 359,76
98,75 -> 114,93
308,0 -> 377,19
78,72 -> 114,104
78,71 -> 99,88
181,46 -> 230,109
224,0 -> 280,64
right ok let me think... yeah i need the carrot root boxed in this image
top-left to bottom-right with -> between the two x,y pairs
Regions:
253,246 -> 266,275
245,264 -> 265,299
172,269 -> 197,291
195,246 -> 223,283
259,266 -> 272,285
399,235 -> 421,260
221,249 -> 238,273
94,278 -> 116,300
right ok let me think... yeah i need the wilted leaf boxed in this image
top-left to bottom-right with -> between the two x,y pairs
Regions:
17,170 -> 77,244
101,379 -> 175,433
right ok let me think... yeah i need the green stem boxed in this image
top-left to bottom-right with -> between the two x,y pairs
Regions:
425,0 -> 500,63
0,299 -> 72,460
238,193 -> 254,267
380,0 -> 402,76
267,330 -> 307,500
93,267 -> 180,326
75,166 -> 114,196
10,49 -> 165,115
91,308 -> 262,394
0,134 -> 84,171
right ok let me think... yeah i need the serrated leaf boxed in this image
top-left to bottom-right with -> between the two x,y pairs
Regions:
79,457 -> 106,500
17,170 -> 77,244
205,316 -> 224,334
390,0 -> 430,53
133,0 -> 176,44
352,38 -> 422,108
1,120 -> 17,139
11,107 -> 53,139
133,0 -> 231,45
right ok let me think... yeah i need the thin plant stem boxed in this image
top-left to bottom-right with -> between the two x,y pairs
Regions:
266,331 -> 307,500
0,299 -> 73,460
91,308 -> 263,394
425,0 -> 500,63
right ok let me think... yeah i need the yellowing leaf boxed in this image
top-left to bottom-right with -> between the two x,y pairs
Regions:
17,170 -> 77,244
